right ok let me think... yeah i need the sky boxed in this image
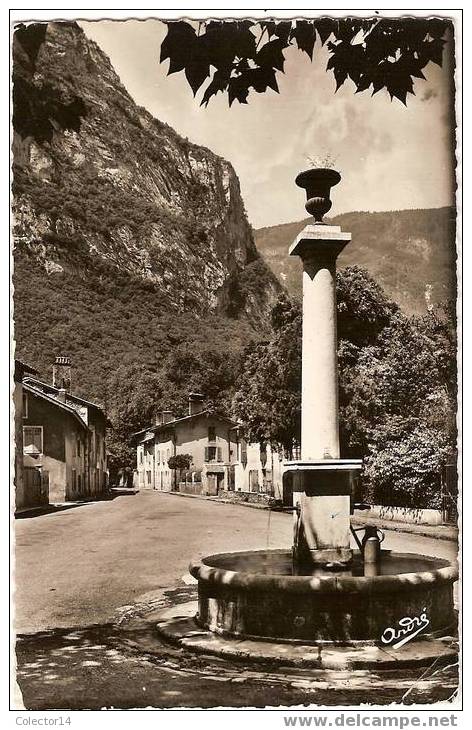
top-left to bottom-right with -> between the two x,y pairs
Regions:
80,19 -> 455,230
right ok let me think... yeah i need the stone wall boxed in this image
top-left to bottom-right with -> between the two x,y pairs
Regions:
218,490 -> 280,508
367,504 -> 443,526
178,482 -> 204,496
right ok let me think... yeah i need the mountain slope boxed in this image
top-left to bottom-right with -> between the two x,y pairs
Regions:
255,207 -> 457,315
12,21 -> 281,403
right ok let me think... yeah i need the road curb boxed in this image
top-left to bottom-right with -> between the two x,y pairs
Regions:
166,491 -> 459,540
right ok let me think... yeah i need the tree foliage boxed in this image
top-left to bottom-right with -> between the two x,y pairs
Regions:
160,17 -> 451,107
232,295 -> 301,453
168,453 -> 193,470
233,268 -> 456,507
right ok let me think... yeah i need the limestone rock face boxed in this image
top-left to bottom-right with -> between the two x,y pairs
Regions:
12,21 -> 281,324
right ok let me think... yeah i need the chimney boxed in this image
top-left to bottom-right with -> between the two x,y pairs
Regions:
52,355 -> 72,391
162,410 -> 175,424
57,388 -> 67,403
155,411 -> 164,426
188,392 -> 205,416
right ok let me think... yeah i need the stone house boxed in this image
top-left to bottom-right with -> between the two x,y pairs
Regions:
17,356 -> 109,508
13,359 -> 44,511
134,393 -> 283,499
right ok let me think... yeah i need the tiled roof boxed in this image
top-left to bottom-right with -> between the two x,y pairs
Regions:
24,377 -> 105,412
14,359 -> 39,381
133,409 -> 239,440
23,381 -> 89,429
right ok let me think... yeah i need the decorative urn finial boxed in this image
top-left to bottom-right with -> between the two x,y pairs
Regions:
295,168 -> 341,223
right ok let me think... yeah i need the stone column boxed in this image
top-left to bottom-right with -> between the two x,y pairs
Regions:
295,227 -> 350,460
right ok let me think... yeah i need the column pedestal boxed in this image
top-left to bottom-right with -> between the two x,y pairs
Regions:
285,460 -> 362,566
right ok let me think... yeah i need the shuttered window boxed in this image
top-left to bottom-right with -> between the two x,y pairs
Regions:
206,446 -> 215,462
240,439 -> 247,467
205,446 -> 223,463
23,426 -> 43,454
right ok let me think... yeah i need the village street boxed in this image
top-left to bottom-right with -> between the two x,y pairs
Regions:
15,492 -> 459,709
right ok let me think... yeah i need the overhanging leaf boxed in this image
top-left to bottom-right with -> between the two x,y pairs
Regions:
257,38 -> 286,71
185,61 -> 209,96
291,20 -> 316,59
160,21 -> 196,68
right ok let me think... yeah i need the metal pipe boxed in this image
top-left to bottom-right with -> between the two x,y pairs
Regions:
350,524 -> 363,551
364,536 -> 381,564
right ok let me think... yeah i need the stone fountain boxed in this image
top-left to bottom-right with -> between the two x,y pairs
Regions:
156,170 -> 458,669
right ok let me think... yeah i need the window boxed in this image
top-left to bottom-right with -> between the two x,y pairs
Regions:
77,439 -> 81,458
139,449 -> 143,464
208,426 -> 216,442
205,446 -> 222,463
23,426 -> 43,454
72,469 -> 77,492
146,470 -> 151,485
167,448 -> 170,462
22,391 -> 28,419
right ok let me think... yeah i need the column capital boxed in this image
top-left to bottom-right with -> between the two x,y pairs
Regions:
289,224 -> 351,262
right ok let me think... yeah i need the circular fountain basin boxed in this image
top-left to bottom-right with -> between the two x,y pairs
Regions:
189,549 -> 458,645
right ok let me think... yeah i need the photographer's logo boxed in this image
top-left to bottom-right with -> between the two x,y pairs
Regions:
381,609 -> 429,649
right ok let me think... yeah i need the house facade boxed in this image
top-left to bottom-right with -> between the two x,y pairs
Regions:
14,359 -> 47,511
16,356 -> 109,508
134,393 -> 283,498
232,434 -> 284,500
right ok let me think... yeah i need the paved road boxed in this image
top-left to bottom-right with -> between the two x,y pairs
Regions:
14,492 -> 460,709
15,491 -> 458,634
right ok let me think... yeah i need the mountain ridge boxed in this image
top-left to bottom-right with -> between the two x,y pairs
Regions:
255,206 -> 456,315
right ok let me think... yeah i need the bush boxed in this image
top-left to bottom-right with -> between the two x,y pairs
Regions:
168,454 -> 193,470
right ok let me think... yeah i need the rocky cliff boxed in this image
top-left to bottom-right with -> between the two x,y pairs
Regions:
12,21 -> 280,325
